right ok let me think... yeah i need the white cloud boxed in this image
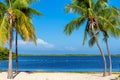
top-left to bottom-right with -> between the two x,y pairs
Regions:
64,46 -> 76,51
12,38 -> 54,48
37,39 -> 54,48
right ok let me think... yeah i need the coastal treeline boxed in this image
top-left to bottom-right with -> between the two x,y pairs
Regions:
0,47 -> 16,60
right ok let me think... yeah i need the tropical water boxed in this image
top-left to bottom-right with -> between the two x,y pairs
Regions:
0,56 -> 120,72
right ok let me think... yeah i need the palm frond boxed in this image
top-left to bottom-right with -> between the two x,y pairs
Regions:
87,8 -> 93,18
0,16 -> 9,46
65,4 -> 86,15
82,21 -> 89,45
13,0 -> 39,9
20,8 -> 42,18
13,9 -> 37,43
88,36 -> 96,47
64,16 -> 85,35
0,2 -> 7,18
98,16 -> 116,32
88,31 -> 99,47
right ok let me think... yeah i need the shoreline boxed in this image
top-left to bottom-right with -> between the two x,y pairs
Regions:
1,71 -> 120,74
1,70 -> 120,73
0,71 -> 119,80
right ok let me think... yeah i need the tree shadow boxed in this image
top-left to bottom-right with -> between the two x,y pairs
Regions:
13,71 -> 34,78
24,71 -> 33,74
13,71 -> 20,78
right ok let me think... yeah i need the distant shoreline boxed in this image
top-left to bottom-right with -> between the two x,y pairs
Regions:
19,54 -> 100,56
18,54 -> 119,56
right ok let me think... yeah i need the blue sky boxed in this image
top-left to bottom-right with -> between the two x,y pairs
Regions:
6,0 -> 120,54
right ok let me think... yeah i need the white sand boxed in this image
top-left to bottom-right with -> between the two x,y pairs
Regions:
0,72 -> 118,80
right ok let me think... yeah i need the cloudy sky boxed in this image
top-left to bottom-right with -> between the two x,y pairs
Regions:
6,0 -> 120,54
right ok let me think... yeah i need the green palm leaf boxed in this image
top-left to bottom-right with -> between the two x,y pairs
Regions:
89,36 -> 95,47
64,16 -> 85,35
65,4 -> 86,15
20,8 -> 42,18
0,16 -> 9,45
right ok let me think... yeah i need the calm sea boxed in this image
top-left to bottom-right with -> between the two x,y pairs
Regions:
0,56 -> 120,72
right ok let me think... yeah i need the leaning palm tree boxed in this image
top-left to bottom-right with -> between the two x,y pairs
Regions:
0,0 -> 41,79
85,6 -> 120,75
64,0 -> 115,76
98,6 -> 120,75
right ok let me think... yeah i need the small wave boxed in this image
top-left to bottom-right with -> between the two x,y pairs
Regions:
19,60 -> 48,62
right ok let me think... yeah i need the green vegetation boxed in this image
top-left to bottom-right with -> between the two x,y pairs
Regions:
19,54 -> 102,56
114,54 -> 120,57
18,54 -> 120,57
0,47 -> 16,60
115,54 -> 120,56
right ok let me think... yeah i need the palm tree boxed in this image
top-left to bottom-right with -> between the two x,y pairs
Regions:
0,0 -> 41,79
84,6 -> 120,75
64,0 -> 115,76
96,6 -> 120,75
99,6 -> 120,75
14,4 -> 42,74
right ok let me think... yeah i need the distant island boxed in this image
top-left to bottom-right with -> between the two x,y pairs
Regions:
18,54 -> 119,57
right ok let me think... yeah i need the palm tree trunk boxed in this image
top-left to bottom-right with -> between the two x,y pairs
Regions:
7,17 -> 13,79
95,36 -> 107,76
91,22 -> 107,76
106,39 -> 112,75
15,31 -> 18,74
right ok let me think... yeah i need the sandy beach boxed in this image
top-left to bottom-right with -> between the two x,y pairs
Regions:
0,72 -> 118,80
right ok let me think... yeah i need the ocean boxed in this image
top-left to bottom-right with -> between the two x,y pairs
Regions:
0,56 -> 120,72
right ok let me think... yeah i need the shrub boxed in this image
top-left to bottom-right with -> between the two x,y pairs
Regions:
0,47 -> 16,60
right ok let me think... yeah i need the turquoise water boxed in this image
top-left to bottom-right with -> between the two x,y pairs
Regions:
0,56 -> 120,72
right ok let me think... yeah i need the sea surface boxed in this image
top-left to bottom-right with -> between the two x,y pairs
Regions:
0,56 -> 120,72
